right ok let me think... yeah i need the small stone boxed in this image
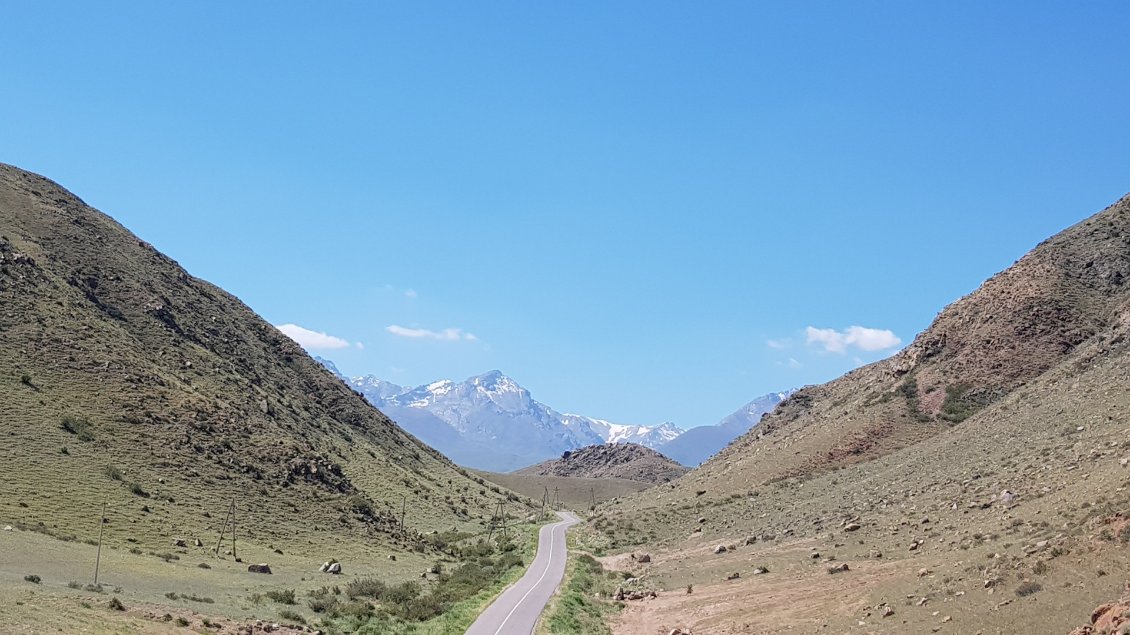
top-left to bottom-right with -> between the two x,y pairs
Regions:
713,545 -> 727,554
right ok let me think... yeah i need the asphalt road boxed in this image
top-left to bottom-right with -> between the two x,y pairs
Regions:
465,510 -> 580,635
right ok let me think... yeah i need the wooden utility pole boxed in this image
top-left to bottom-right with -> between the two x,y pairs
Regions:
590,487 -> 597,514
553,487 -> 560,510
230,499 -> 236,561
93,502 -> 106,585
214,499 -> 235,557
541,487 -> 549,520
487,501 -> 501,541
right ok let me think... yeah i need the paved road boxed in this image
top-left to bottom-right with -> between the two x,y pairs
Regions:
465,510 -> 580,635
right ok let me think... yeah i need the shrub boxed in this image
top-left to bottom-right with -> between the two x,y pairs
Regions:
23,574 -> 41,584
1016,581 -> 1043,596
278,609 -> 306,624
108,597 -> 125,611
103,465 -> 123,481
128,482 -> 150,498
264,589 -> 296,605
345,576 -> 386,599
67,581 -> 82,589
61,416 -> 95,442
175,617 -> 190,627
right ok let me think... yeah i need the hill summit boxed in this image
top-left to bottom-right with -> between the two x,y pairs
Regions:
516,443 -> 688,484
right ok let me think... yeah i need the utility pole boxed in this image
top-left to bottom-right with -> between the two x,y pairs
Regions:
399,495 -> 407,535
93,502 -> 106,585
591,487 -> 597,515
214,499 -> 235,558
541,487 -> 549,520
553,487 -> 560,510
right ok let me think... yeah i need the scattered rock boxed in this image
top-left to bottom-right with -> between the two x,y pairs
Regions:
999,490 -> 1017,506
918,568 -> 931,577
172,538 -> 187,548
388,555 -> 396,561
247,563 -> 272,574
713,545 -> 727,554
194,538 -> 203,547
637,553 -> 651,563
880,604 -> 895,617
827,563 -> 850,574
844,523 -> 861,532
752,567 -> 769,575
726,572 -> 740,580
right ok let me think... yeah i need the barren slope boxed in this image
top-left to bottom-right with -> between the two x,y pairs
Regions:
595,194 -> 1130,633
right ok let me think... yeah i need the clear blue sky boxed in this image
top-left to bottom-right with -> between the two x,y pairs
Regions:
3,2 -> 1128,428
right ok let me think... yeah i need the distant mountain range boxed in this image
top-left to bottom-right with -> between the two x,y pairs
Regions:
316,357 -> 791,472
658,390 -> 796,466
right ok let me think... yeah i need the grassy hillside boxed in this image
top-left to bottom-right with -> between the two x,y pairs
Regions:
0,163 -> 536,631
596,194 -> 1130,633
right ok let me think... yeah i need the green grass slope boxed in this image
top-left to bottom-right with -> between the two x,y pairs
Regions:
0,163 -> 536,629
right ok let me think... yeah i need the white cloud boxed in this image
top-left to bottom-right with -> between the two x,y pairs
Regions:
775,357 -> 803,369
404,289 -> 418,299
766,338 -> 791,350
355,342 -> 365,350
805,325 -> 901,354
276,323 -> 352,350
386,325 -> 478,342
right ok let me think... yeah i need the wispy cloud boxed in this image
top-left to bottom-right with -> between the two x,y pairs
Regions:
386,325 -> 478,342
404,288 -> 418,299
776,357 -> 803,369
766,338 -> 791,350
805,325 -> 901,354
276,323 -> 353,350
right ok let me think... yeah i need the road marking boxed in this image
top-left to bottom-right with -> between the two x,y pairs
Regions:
492,519 -> 560,635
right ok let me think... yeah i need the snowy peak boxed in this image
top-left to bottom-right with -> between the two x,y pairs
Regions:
562,414 -> 685,450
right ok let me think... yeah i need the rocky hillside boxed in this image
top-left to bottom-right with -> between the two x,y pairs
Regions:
599,193 -> 1130,634
516,443 -> 689,484
0,163 -> 523,559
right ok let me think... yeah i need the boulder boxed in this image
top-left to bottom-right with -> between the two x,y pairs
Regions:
637,553 -> 652,563
328,562 -> 341,574
827,563 -> 850,574
713,545 -> 727,554
247,563 -> 272,574
172,538 -> 187,548
844,523 -> 861,532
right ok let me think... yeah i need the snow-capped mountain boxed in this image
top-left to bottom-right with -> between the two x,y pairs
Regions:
658,390 -> 797,466
314,360 -> 682,471
561,414 -> 683,449
313,357 -> 791,473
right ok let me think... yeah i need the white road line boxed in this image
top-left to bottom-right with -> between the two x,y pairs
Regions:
492,521 -> 559,635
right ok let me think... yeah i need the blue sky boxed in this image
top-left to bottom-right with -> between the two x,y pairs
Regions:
3,2 -> 1128,428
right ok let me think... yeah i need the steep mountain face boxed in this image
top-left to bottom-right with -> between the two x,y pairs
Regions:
0,163 -> 511,558
516,443 -> 689,484
319,363 -> 688,471
682,195 -> 1129,493
658,391 -> 795,465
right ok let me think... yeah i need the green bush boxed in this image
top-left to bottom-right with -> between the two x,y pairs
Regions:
23,574 -> 41,584
265,588 -> 296,605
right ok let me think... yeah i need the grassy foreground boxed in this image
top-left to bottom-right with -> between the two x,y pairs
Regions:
537,538 -> 625,635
